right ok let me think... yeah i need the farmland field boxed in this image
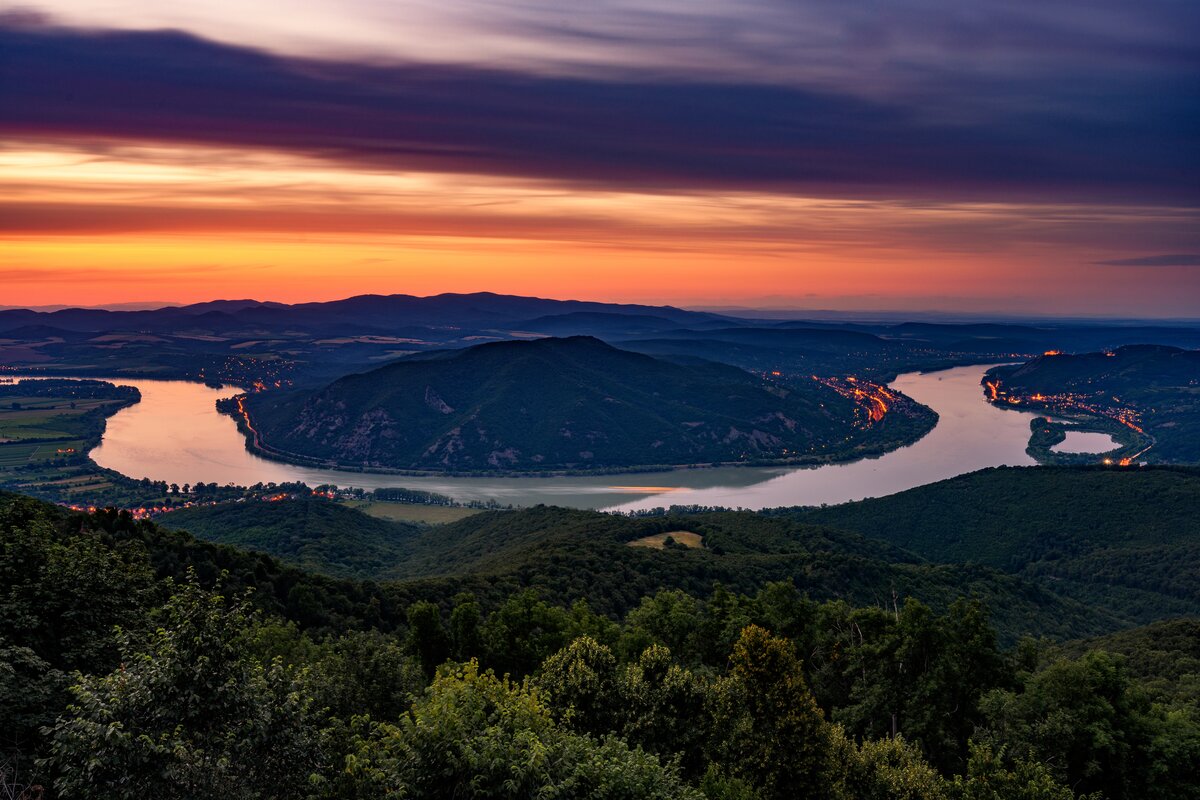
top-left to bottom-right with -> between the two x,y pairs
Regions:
0,379 -> 139,471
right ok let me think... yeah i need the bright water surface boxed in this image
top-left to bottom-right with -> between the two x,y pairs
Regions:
1050,431 -> 1120,454
17,364 -> 1045,509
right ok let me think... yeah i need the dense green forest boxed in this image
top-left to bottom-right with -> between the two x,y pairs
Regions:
3,489 -> 1198,799
798,465 -> 1200,625
3,467 -> 1199,798
166,466 -> 1200,636
168,494 -> 1123,642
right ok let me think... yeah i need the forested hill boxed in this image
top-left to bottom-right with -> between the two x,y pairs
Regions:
239,335 -> 935,472
161,466 -> 1200,640
161,498 -> 423,580
985,345 -> 1200,462
796,465 -> 1200,622
3,486 -> 1199,798
165,496 -> 1114,641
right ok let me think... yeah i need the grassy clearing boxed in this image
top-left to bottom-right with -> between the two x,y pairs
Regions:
342,500 -> 481,525
627,531 -> 705,549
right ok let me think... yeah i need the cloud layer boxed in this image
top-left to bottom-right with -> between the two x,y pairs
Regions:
1094,254 -> 1200,267
2,22 -> 1196,203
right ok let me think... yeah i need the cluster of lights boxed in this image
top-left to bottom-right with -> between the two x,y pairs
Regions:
813,376 -> 893,425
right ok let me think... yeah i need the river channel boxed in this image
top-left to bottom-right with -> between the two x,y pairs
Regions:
17,364 -> 1044,509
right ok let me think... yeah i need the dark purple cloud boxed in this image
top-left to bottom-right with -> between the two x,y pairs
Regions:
1094,254 -> 1200,267
1,22 -> 1197,203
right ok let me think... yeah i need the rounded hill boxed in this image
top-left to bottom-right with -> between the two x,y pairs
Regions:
238,336 -> 927,472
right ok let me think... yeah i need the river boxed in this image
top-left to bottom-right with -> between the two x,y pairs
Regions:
16,364 -> 1042,509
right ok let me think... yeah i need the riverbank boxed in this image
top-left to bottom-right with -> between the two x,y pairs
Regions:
215,389 -> 939,478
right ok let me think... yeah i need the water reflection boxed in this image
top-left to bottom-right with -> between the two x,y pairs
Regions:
21,364 -> 1041,509
1051,431 -> 1120,454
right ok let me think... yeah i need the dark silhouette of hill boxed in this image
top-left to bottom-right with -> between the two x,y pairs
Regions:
987,345 -> 1200,462
241,336 -> 893,471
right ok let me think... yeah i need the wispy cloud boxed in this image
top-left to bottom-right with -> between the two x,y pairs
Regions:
1093,254 -> 1200,267
1,22 -> 1197,204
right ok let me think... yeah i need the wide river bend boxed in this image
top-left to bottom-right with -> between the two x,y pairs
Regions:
18,364 -> 1044,510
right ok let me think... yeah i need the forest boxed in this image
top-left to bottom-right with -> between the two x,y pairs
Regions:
2,477 -> 1198,799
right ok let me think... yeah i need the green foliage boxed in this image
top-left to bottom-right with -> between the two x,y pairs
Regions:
616,644 -> 711,776
1052,618 -> 1200,707
0,494 -> 155,758
839,734 -> 948,800
305,630 -> 424,721
977,650 -> 1200,800
1,486 -> 1198,799
537,636 -> 620,736
537,636 -> 712,775
406,600 -> 450,679
811,599 -> 1009,772
947,743 -> 1097,800
165,498 -> 422,580
0,495 -> 155,674
799,466 -> 1200,626
43,574 -> 330,800
448,591 -> 483,661
708,625 -> 836,800
331,660 -> 700,799
163,471 -> 1200,644
479,588 -> 575,677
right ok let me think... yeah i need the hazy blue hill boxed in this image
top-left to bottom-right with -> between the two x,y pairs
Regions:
620,327 -> 952,381
796,465 -> 1200,621
630,325 -> 900,353
0,292 -> 727,335
512,311 -> 686,335
242,335 -> 899,471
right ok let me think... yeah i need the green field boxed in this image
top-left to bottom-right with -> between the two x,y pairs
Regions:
0,400 -> 102,469
0,381 -> 137,472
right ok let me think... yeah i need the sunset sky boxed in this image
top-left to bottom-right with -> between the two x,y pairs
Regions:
1,1 -> 1197,316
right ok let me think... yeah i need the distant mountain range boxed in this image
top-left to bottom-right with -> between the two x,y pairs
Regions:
3,291 -> 1199,390
237,336 -> 931,472
0,292 -> 728,335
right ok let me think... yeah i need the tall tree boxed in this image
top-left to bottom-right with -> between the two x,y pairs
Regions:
43,574 -> 330,800
708,625 -> 836,800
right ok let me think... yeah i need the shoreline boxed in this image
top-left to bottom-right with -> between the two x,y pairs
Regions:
218,392 -> 940,481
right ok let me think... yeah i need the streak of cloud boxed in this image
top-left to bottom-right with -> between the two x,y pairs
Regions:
1093,254 -> 1200,267
1,22 -> 1196,204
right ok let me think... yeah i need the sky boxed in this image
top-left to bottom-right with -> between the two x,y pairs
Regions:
1,1 -> 1197,316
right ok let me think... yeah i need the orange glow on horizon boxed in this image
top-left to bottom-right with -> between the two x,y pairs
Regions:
2,141 -> 1198,315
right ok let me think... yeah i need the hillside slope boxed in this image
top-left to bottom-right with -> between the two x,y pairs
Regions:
798,465 -> 1200,622
163,498 -> 422,580
162,495 -> 1125,642
240,336 -> 932,471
